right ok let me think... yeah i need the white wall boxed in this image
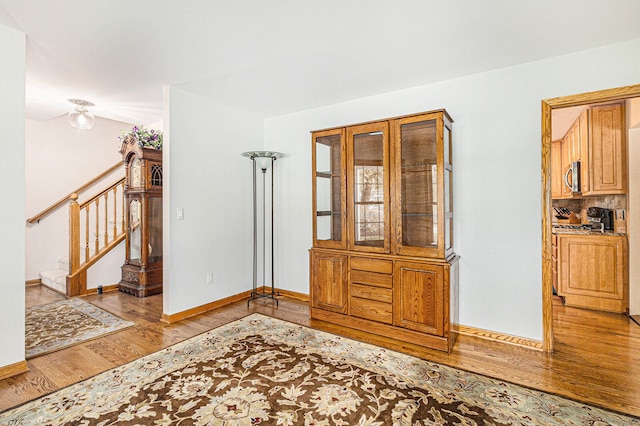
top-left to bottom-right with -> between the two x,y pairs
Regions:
25,116 -> 133,288
0,24 -> 26,368
265,37 -> 640,341
163,86 -> 263,315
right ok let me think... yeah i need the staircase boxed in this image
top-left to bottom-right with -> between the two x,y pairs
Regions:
27,163 -> 127,297
40,257 -> 69,294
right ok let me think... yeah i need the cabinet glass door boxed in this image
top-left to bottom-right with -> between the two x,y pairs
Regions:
148,196 -> 163,263
347,122 -> 389,252
312,129 -> 346,249
444,121 -> 454,257
393,112 -> 451,258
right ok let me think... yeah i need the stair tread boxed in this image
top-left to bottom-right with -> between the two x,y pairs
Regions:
40,269 -> 67,279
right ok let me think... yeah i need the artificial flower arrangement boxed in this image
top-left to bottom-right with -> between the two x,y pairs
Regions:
119,125 -> 163,150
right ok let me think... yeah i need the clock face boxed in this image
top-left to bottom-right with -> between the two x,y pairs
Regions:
131,158 -> 142,187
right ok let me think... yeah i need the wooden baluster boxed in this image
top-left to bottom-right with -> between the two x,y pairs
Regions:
69,194 -> 80,276
95,199 -> 100,254
85,204 -> 90,261
121,182 -> 125,234
104,192 -> 109,246
112,186 -> 118,239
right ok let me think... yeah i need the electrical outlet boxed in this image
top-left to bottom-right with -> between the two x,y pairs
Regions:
206,272 -> 213,284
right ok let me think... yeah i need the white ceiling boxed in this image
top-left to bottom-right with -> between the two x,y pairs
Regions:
2,0 -> 640,125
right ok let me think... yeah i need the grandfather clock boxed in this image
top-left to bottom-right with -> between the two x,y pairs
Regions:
119,135 -> 163,297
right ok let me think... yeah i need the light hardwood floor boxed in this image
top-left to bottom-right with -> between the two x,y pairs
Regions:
2,285 -> 640,418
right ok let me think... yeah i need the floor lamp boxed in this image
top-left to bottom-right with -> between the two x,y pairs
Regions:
241,151 -> 285,306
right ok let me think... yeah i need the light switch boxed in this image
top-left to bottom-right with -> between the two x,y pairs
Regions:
177,208 -> 184,220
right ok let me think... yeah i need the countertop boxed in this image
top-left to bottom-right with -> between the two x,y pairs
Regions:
552,227 -> 626,237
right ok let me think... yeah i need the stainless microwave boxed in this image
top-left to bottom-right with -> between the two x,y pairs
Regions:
564,160 -> 580,193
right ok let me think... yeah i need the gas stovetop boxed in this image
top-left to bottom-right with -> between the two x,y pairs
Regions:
553,224 -> 593,229
553,222 -> 604,232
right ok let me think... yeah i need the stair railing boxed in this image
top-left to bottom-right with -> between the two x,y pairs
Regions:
26,162 -> 123,224
67,177 -> 126,296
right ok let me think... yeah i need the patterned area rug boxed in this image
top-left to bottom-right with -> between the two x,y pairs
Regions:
25,298 -> 134,359
5,313 -> 638,424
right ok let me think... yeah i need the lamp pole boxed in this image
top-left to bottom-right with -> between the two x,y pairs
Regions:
241,151 -> 285,306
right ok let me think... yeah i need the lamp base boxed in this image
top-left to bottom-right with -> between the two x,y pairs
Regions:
247,287 -> 280,306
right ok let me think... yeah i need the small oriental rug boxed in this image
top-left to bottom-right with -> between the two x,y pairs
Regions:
25,297 -> 134,359
5,313 -> 638,425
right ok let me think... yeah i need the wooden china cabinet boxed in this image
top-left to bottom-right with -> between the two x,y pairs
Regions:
119,136 -> 163,297
310,110 -> 459,352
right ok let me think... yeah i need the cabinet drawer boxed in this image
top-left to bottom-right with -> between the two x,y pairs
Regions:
350,297 -> 393,324
351,270 -> 392,288
351,283 -> 392,303
350,257 -> 393,274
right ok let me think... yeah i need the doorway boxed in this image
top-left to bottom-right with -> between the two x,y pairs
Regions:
541,84 -> 640,352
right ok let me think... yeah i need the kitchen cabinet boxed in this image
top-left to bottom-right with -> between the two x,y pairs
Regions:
556,234 -> 627,313
556,108 -> 586,199
586,102 -> 626,195
578,109 -> 590,194
551,141 -> 564,199
310,110 -> 459,353
552,103 -> 626,199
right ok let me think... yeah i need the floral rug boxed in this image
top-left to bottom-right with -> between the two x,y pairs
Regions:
5,313 -> 638,425
25,297 -> 134,359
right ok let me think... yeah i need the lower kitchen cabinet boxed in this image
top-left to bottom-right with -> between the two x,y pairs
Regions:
557,234 -> 628,313
310,249 -> 459,352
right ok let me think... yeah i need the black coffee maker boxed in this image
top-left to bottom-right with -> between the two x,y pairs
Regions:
587,207 -> 614,230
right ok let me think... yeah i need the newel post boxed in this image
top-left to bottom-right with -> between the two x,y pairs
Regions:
68,193 -> 81,294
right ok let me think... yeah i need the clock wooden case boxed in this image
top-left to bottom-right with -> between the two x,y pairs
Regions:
119,136 -> 163,297
310,110 -> 459,352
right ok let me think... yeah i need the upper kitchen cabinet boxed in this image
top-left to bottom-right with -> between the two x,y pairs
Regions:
551,140 -> 563,199
552,102 -> 626,199
578,108 -> 590,194
558,108 -> 586,199
312,128 -> 347,250
586,102 -> 626,195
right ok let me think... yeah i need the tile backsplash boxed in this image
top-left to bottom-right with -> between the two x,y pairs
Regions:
553,195 -> 626,222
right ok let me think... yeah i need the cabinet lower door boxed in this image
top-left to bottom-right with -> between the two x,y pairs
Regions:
558,235 -> 627,313
393,261 -> 444,336
310,251 -> 348,313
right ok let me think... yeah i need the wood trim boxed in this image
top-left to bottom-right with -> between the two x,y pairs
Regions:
25,279 -> 41,286
541,83 -> 640,353
453,324 -> 543,351
161,288 -> 310,325
311,307 -> 450,352
0,360 -> 29,381
263,286 -> 309,302
83,283 -> 120,295
26,162 -> 123,224
311,108 -> 453,133
541,99 -> 554,353
160,290 -> 253,324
